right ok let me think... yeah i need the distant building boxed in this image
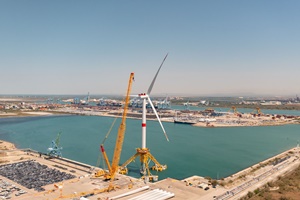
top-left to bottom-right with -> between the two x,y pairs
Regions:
260,101 -> 282,106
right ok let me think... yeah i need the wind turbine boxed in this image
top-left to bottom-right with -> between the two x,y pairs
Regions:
120,54 -> 169,181
139,53 -> 169,148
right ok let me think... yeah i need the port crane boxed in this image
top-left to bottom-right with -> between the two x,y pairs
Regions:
228,106 -> 237,114
183,100 -> 191,110
80,92 -> 90,105
251,107 -> 262,115
157,95 -> 171,109
95,73 -> 134,183
47,132 -> 62,157
120,54 -> 169,181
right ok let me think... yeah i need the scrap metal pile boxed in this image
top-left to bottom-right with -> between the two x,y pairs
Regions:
0,160 -> 76,192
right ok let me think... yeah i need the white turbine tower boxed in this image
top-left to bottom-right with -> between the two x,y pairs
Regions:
120,54 -> 169,181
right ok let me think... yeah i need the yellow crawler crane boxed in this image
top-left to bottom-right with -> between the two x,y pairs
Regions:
251,107 -> 262,115
94,117 -> 118,177
228,106 -> 237,113
256,107 -> 262,115
57,73 -> 134,199
97,72 -> 134,183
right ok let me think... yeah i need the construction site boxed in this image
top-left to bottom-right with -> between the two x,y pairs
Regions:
192,106 -> 300,127
1,139 -> 300,200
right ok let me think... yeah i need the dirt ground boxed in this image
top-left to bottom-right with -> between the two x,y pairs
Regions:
241,164 -> 300,200
0,140 -> 16,150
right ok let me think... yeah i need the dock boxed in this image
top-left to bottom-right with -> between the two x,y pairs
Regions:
1,140 -> 300,199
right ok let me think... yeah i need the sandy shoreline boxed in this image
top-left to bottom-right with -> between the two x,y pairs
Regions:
1,109 -> 300,128
0,111 -> 54,117
0,140 -> 16,151
0,111 -> 69,119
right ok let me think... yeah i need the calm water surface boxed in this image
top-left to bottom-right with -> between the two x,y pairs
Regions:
0,115 -> 299,180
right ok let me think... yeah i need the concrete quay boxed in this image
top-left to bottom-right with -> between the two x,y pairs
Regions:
1,140 -> 300,200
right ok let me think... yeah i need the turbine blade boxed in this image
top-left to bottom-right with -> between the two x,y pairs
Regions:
147,53 -> 168,95
147,96 -> 169,142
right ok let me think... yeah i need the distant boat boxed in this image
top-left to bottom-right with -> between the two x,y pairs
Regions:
174,117 -> 197,125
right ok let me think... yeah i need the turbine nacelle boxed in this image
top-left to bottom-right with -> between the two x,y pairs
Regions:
136,93 -> 169,142
138,93 -> 149,99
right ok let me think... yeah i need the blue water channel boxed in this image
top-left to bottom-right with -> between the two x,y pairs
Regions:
0,114 -> 299,180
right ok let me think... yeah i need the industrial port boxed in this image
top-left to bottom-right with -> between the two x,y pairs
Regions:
1,97 -> 300,128
1,93 -> 300,199
2,1 -> 300,199
1,70 -> 300,199
1,94 -> 300,199
1,95 -> 300,200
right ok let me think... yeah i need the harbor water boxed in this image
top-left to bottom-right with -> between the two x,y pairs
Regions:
0,115 -> 299,180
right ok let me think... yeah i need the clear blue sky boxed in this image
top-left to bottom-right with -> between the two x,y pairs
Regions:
1,1 -> 299,96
